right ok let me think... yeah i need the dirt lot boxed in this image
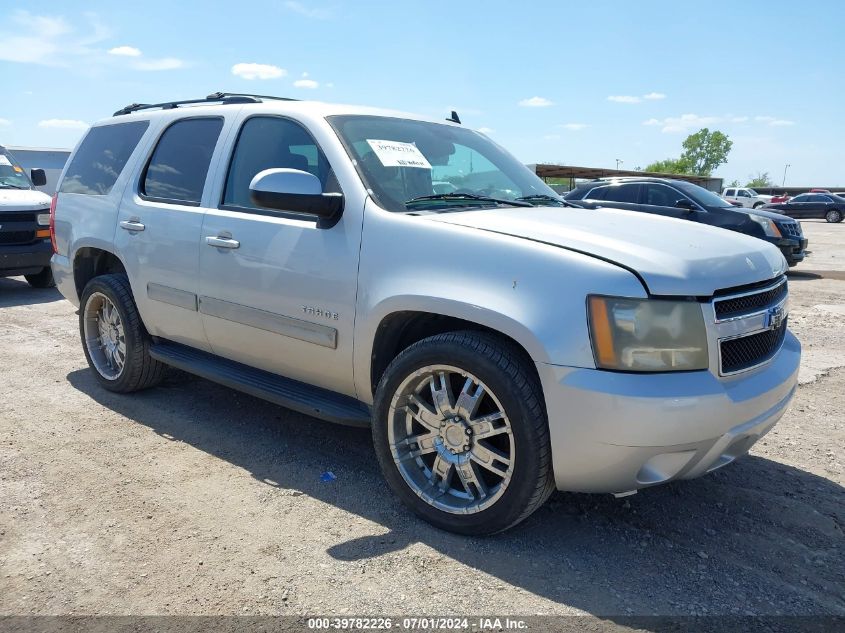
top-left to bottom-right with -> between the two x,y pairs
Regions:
1,220 -> 843,622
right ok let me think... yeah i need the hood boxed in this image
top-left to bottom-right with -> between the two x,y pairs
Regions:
0,188 -> 52,211
729,205 -> 794,222
428,206 -> 786,296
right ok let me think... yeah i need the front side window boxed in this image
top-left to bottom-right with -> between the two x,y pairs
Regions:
142,118 -> 223,205
725,188 -> 736,197
737,190 -> 751,197
223,116 -> 340,210
60,121 -> 149,195
644,184 -> 685,207
328,115 -> 559,212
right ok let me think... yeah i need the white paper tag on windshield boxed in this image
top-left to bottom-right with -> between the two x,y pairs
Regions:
366,139 -> 431,169
0,155 -> 11,167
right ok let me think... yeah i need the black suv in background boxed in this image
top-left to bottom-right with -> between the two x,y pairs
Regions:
564,177 -> 808,266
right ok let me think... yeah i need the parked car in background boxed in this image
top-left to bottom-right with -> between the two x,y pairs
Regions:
50,93 -> 800,534
722,187 -> 774,209
0,145 -> 55,287
771,194 -> 791,204
809,188 -> 831,193
565,177 -> 808,266
764,193 -> 845,223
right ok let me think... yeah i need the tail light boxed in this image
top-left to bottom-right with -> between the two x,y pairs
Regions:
49,193 -> 58,254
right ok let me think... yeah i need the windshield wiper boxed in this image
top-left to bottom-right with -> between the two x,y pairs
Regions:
0,183 -> 28,190
404,193 -> 533,209
515,194 -> 581,208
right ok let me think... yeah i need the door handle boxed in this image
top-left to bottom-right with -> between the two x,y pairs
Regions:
119,219 -> 146,232
206,235 -> 240,249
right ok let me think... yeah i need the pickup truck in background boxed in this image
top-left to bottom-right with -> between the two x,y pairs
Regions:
722,187 -> 774,209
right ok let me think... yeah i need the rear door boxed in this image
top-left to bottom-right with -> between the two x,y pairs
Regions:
115,115 -> 231,352
785,194 -> 813,218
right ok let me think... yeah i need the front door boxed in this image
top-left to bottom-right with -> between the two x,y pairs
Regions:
197,115 -> 362,397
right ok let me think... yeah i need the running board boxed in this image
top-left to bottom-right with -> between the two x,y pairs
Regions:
149,341 -> 371,427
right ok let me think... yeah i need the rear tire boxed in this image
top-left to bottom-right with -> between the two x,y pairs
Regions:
826,209 -> 843,223
24,267 -> 55,288
753,202 -> 764,209
79,274 -> 166,393
372,331 -> 555,535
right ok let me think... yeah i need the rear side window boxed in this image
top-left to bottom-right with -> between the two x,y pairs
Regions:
601,183 -> 640,204
142,118 -> 224,205
60,121 -> 149,195
725,188 -> 735,196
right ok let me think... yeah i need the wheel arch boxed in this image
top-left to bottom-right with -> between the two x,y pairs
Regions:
360,299 -> 547,403
73,246 -> 127,298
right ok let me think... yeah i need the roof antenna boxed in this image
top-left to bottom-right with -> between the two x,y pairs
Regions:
446,110 -> 461,124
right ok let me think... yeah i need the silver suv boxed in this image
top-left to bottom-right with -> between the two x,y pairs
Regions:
51,93 -> 800,534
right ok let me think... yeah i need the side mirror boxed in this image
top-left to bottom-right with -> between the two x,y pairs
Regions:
249,168 -> 343,223
30,168 -> 47,187
674,198 -> 696,212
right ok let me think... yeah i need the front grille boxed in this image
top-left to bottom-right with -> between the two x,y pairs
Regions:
0,230 -> 35,245
720,321 -> 787,374
778,222 -> 802,238
714,278 -> 787,319
0,211 -> 38,222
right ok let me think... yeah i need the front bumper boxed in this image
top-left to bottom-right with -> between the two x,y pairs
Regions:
0,239 -> 53,277
774,237 -> 808,266
537,330 -> 800,494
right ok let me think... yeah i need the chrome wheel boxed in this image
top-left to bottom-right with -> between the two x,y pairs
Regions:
387,365 -> 515,514
83,292 -> 127,380
826,209 -> 842,223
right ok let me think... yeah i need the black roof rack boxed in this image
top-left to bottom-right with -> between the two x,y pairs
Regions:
113,92 -> 298,116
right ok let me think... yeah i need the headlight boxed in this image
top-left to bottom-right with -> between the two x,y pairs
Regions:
748,214 -> 782,238
588,296 -> 709,371
37,213 -> 51,226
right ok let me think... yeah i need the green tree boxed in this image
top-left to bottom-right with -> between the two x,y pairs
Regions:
644,157 -> 691,174
679,128 -> 733,176
745,172 -> 774,188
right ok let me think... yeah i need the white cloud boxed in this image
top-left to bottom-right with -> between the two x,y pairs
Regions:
108,45 -> 141,57
293,78 -> 319,89
477,127 -> 495,134
608,95 -> 641,104
133,57 -> 184,71
38,119 -> 88,130
643,92 -> 666,100
0,118 -> 11,126
231,62 -> 286,80
284,1 -> 332,19
0,11 -> 110,66
756,116 -> 795,126
643,118 -> 661,126
518,96 -> 553,107
325,82 -> 334,88
641,113 -> 722,133
558,123 -> 588,131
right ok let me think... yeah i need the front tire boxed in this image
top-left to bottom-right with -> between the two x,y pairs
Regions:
826,209 -> 843,223
79,274 -> 165,393
753,202 -> 764,209
24,267 -> 55,288
372,331 -> 555,535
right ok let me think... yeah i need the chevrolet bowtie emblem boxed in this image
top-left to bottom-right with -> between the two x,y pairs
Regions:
765,305 -> 785,330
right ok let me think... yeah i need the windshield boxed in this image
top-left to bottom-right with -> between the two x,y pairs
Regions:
746,188 -> 759,196
676,181 -> 733,208
0,151 -> 33,189
328,115 -> 560,212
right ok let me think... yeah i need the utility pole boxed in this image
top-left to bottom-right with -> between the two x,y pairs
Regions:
615,159 -> 624,171
782,164 -> 791,186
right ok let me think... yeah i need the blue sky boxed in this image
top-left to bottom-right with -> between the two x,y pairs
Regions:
1,0 -> 842,186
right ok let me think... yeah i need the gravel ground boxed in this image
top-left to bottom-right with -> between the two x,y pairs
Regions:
1,221 -> 843,622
